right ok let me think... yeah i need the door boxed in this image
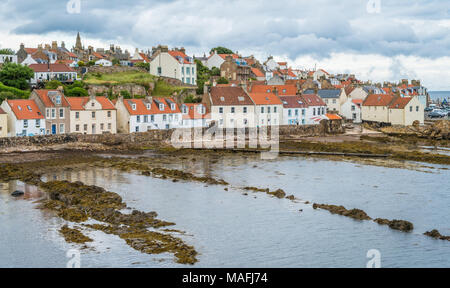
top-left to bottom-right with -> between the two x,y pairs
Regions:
52,124 -> 57,135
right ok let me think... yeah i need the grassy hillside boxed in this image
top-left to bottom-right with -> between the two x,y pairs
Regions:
83,71 -> 155,86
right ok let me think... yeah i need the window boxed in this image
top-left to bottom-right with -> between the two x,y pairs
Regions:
92,112 -> 96,119
91,102 -> 95,107
100,123 -> 104,130
35,119 -> 40,128
351,105 -> 355,111
132,104 -> 136,110
84,124 -> 88,131
151,115 -> 154,122
137,116 -> 141,123
135,126 -> 139,132
313,108 -> 316,116
295,109 -> 298,116
163,115 -> 167,121
267,107 -> 271,113
332,99 -> 336,104
231,107 -> 235,113
56,95 -> 61,105
410,106 -> 413,112
243,107 -> 247,113
219,107 -> 223,114
76,125 -> 80,132
288,109 -> 292,116
108,111 -> 112,118
261,107 -> 264,113
23,120 -> 28,128
108,123 -> 112,130
144,115 -> 148,123
46,109 -> 50,118
416,106 -> 419,112
59,109 -> 64,118
302,109 -> 305,116
75,112 -> 80,119
274,107 -> 277,113
59,123 -> 64,134
51,109 -> 56,118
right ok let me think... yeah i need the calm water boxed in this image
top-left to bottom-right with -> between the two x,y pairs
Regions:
1,155 -> 449,268
429,91 -> 450,103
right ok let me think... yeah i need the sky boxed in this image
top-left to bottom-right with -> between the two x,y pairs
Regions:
0,0 -> 449,90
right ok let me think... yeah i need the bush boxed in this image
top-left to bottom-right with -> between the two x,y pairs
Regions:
45,80 -> 63,89
0,63 -> 34,90
120,90 -> 131,99
66,87 -> 89,97
0,82 -> 30,98
217,77 -> 229,84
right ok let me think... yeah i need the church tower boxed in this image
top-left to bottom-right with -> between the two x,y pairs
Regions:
75,32 -> 83,51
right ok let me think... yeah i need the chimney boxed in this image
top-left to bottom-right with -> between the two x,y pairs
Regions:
90,94 -> 96,101
203,84 -> 209,95
118,96 -> 124,103
61,41 -> 66,49
180,47 -> 186,54
44,44 -> 51,50
52,41 -> 57,50
57,86 -> 64,93
273,86 -> 278,97
37,44 -> 43,51
20,43 -> 25,50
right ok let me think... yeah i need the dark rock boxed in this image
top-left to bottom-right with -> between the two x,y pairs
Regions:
11,190 -> 24,197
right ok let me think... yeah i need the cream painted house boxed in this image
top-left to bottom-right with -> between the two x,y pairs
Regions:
361,94 -> 394,124
66,96 -> 116,134
206,86 -> 256,128
388,96 -> 424,126
0,108 -> 7,138
149,46 -> 196,85
345,86 -> 368,101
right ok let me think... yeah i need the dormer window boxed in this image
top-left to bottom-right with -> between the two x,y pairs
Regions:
18,105 -> 22,111
27,105 -> 32,111
132,103 -> 136,110
159,104 -> 164,111
146,103 -> 151,110
238,97 -> 244,102
183,106 -> 188,114
56,95 -> 61,105
171,104 -> 175,110
220,97 -> 225,102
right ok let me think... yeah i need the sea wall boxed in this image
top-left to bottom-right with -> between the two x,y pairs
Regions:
0,120 -> 343,149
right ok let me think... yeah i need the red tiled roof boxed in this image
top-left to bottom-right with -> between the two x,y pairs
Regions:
388,97 -> 412,109
352,99 -> 363,105
363,94 -> 394,107
300,94 -> 326,107
210,87 -> 254,106
280,96 -> 308,108
251,67 -> 264,78
33,90 -> 70,107
66,51 -> 78,58
139,53 -> 150,63
25,48 -> 38,54
168,50 -> 193,64
29,64 -> 75,72
251,85 -> 298,96
326,113 -> 342,120
91,52 -> 106,59
123,98 -> 180,115
182,104 -> 210,120
345,86 -> 355,96
66,97 -> 115,111
6,99 -> 44,120
248,92 -> 282,105
218,54 -> 239,60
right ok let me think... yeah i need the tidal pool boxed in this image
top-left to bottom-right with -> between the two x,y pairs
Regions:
1,155 -> 449,268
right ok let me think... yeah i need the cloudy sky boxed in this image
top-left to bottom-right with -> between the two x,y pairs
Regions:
0,0 -> 449,90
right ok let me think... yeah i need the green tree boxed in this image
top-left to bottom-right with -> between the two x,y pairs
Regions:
134,62 -> 150,71
217,77 -> 229,84
210,67 -> 221,76
45,80 -> 63,89
0,91 -> 15,102
120,90 -> 131,99
66,87 -> 89,97
112,58 -> 120,66
0,63 -> 34,90
210,47 -> 234,55
195,59 -> 212,95
0,49 -> 15,55
78,61 -> 85,67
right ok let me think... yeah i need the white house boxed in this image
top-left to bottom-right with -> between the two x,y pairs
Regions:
21,54 -> 38,66
341,98 -> 362,123
280,96 -> 309,125
264,57 -> 279,71
313,69 -> 330,81
95,59 -> 112,67
28,64 -> 78,85
248,92 -> 283,127
206,86 -> 256,128
0,54 -> 18,64
116,97 -> 182,132
300,93 -> 328,125
181,103 -> 211,128
149,46 -> 196,85
0,99 -> 46,137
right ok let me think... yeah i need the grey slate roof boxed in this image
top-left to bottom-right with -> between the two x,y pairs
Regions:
304,89 -> 341,99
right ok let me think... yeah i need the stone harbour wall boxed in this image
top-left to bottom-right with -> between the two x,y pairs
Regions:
0,120 -> 343,149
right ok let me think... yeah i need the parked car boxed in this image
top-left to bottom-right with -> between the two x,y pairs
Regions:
428,111 -> 445,118
424,107 -> 433,112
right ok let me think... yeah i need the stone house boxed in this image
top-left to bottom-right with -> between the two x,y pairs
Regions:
30,89 -> 71,135
220,55 -> 251,82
